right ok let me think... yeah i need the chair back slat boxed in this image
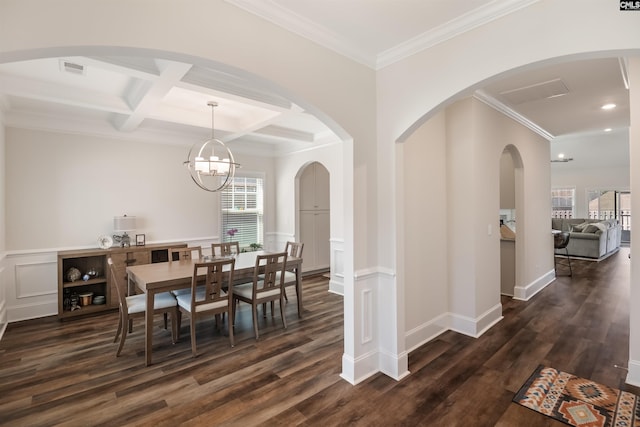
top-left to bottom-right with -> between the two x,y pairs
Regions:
554,232 -> 570,249
169,247 -> 202,262
107,257 -> 127,311
253,252 -> 287,296
285,241 -> 304,258
211,242 -> 240,257
191,259 -> 235,309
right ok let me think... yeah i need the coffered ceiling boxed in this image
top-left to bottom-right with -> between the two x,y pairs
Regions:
0,0 -> 631,166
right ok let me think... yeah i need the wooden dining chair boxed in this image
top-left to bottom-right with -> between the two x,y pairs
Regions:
211,242 -> 240,257
108,258 -> 178,357
167,246 -> 204,321
232,251 -> 288,339
175,258 -> 236,356
282,241 -> 304,306
169,246 -> 202,262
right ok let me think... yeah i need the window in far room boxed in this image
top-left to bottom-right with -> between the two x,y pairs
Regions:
551,187 -> 575,218
587,190 -> 631,242
221,176 -> 264,250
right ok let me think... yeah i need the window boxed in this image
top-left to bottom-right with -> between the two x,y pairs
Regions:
221,176 -> 264,250
587,189 -> 631,231
587,190 -> 616,220
551,188 -> 575,218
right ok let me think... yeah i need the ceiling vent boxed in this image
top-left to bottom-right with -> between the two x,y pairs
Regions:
499,78 -> 569,105
59,60 -> 86,75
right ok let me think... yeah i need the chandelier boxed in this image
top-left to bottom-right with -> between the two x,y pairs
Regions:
184,101 -> 239,192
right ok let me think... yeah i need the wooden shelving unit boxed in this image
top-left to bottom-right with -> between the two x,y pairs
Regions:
57,243 -> 186,320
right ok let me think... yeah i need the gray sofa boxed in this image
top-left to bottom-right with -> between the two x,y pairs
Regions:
552,218 -> 622,259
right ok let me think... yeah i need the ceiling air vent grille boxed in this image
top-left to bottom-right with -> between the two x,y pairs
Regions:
499,78 -> 569,105
60,60 -> 85,75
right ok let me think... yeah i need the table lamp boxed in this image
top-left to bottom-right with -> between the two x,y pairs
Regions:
113,215 -> 137,247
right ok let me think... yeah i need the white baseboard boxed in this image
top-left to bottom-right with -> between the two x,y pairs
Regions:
379,349 -> 410,381
329,278 -> 344,295
8,301 -> 57,323
340,350 -> 380,385
627,359 -> 640,387
450,303 -> 503,338
513,268 -> 556,301
405,313 -> 449,353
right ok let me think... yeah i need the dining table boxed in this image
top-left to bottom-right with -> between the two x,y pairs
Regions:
126,250 -> 303,366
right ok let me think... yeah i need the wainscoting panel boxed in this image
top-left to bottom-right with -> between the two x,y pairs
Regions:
5,251 -> 58,322
361,289 -> 372,344
329,238 -> 344,295
15,261 -> 57,298
0,262 -> 6,340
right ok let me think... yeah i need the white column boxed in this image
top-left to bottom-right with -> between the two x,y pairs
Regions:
627,57 -> 640,386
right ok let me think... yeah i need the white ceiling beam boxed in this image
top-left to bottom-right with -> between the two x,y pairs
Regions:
0,73 -> 131,113
114,60 -> 193,132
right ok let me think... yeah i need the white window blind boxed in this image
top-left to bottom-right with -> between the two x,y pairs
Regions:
221,176 -> 264,250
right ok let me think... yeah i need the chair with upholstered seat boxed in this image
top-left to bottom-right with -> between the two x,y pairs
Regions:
554,231 -> 572,277
232,251 -> 288,339
108,258 -> 178,357
175,258 -> 236,356
211,242 -> 240,257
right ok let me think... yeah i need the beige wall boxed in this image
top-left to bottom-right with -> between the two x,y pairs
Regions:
401,109 -> 449,347
402,97 -> 551,349
0,117 -> 6,337
5,127 -> 275,249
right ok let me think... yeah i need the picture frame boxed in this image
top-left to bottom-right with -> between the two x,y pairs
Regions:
136,234 -> 146,246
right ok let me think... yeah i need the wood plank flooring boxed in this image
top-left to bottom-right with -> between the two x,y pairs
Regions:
1,250 -> 639,426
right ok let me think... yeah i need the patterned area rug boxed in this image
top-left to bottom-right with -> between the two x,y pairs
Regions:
513,365 -> 640,426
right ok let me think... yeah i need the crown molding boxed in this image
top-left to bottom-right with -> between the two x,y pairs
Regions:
226,0 -> 540,70
474,89 -> 554,141
225,0 -> 376,68
619,57 -> 630,90
377,0 -> 540,69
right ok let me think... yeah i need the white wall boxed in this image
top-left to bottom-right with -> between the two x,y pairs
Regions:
400,109 -> 449,351
628,57 -> 640,386
0,114 -> 6,338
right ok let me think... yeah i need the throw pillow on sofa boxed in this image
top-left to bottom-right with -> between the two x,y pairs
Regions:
571,222 -> 590,232
583,224 -> 601,233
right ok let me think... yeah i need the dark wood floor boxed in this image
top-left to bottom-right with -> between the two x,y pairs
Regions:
1,250 -> 638,426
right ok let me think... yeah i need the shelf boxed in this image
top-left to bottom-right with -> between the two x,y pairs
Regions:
59,303 -> 110,318
58,243 -> 187,320
62,278 -> 107,288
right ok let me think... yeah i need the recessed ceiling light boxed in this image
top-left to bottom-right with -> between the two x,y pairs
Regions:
601,103 -> 616,110
604,128 -> 612,132
558,153 -> 565,159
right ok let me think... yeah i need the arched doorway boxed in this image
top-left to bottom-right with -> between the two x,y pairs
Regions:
298,161 -> 331,274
